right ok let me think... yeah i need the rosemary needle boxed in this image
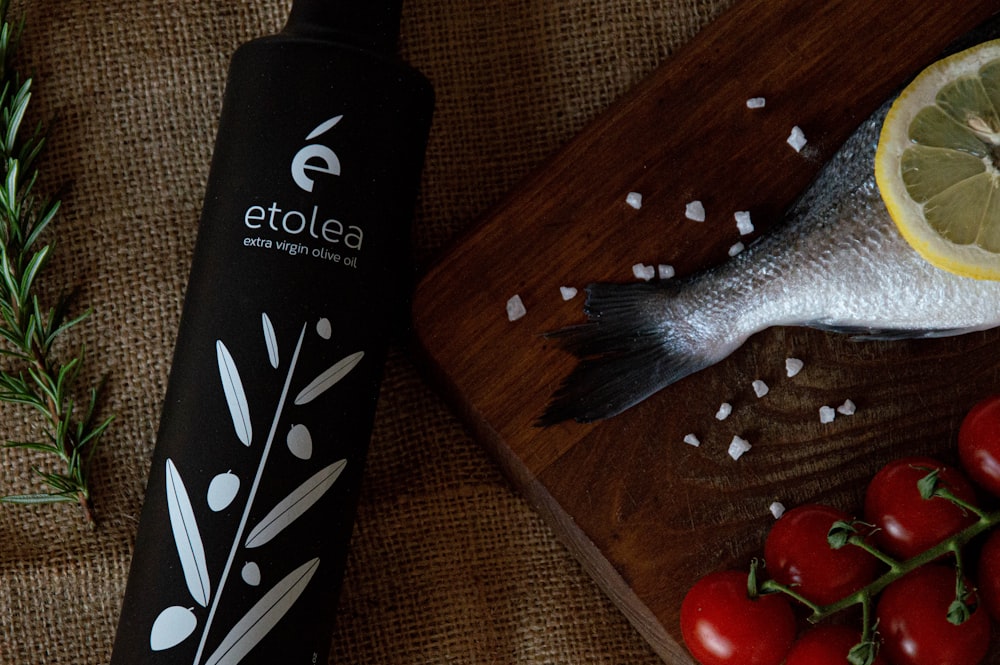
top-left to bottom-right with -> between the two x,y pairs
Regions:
0,0 -> 112,524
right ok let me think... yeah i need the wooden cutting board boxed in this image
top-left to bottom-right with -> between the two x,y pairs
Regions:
413,1 -> 1000,662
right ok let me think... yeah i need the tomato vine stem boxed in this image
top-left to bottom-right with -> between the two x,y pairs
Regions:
762,507 -> 1000,624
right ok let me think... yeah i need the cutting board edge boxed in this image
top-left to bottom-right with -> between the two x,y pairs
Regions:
408,336 -> 692,663
518,462 -> 694,665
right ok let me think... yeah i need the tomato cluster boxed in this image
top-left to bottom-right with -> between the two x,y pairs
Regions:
680,394 -> 1000,665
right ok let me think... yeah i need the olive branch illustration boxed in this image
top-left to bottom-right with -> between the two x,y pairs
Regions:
147,313 -> 361,664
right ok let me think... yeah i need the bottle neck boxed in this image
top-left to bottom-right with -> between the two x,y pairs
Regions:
284,0 -> 403,53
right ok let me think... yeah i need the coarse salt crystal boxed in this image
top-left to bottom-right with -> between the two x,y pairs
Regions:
752,379 -> 769,398
819,405 -> 836,424
785,358 -> 804,377
685,200 -> 706,222
658,264 -> 675,279
787,126 -> 807,152
683,433 -> 701,447
837,399 -> 857,416
715,402 -> 733,420
626,191 -> 643,209
728,435 -> 752,460
735,210 -> 754,235
560,286 -> 578,301
746,97 -> 766,109
769,501 -> 786,519
506,295 -> 526,321
633,263 -> 656,281
728,242 -> 745,257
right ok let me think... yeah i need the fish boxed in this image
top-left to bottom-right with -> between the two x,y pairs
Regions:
540,91 -> 1000,425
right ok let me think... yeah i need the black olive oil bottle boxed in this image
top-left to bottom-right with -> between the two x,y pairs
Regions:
110,2 -> 433,663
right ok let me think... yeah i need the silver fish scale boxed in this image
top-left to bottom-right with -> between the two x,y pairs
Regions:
669,99 -> 1000,347
543,95 -> 1000,423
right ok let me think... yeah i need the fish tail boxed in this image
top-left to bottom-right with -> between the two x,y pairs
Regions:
538,282 -> 718,424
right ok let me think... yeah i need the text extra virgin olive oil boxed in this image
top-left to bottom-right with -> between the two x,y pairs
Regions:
110,2 -> 433,663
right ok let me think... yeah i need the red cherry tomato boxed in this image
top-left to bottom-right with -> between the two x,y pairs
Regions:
863,456 -> 978,560
958,394 -> 1000,497
764,503 -> 879,605
680,570 -> 796,665
876,564 -> 991,665
784,624 -> 887,665
977,529 -> 1000,622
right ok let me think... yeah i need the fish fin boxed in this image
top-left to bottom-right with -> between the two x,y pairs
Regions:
538,283 -> 714,425
807,322 -> 970,341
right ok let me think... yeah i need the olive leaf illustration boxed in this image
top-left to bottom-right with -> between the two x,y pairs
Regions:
217,340 -> 252,446
293,351 -> 363,405
244,460 -> 346,549
190,322 -> 362,664
165,459 -> 211,607
305,114 -> 342,140
192,325 -> 308,665
262,313 -> 279,369
203,558 -> 320,665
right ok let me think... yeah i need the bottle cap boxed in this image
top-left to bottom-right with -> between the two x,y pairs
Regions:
285,0 -> 403,53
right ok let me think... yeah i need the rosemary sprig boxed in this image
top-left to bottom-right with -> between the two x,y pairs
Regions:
0,0 -> 112,523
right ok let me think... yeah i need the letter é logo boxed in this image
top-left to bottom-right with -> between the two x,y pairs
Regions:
291,115 -> 343,193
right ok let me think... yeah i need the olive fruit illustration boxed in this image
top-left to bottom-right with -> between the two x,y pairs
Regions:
316,317 -> 332,339
242,561 -> 262,586
287,423 -> 313,460
150,606 -> 197,651
207,471 -> 240,511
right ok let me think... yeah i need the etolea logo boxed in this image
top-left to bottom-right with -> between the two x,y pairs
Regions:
243,113 -> 364,253
291,115 -> 343,193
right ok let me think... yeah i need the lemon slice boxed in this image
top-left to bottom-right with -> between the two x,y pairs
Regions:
875,39 -> 1000,280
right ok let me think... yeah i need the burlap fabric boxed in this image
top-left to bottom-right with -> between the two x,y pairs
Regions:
0,1 -> 733,662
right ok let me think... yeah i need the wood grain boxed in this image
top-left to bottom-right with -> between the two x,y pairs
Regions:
413,1 -> 1000,662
